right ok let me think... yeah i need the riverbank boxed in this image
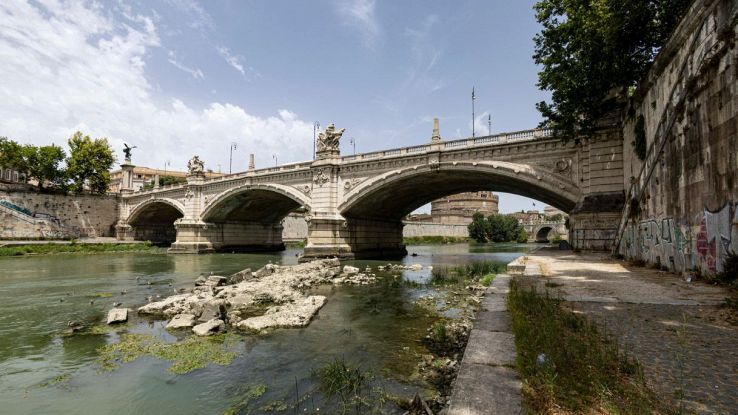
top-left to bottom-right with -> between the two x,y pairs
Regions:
403,236 -> 469,245
0,241 -> 157,256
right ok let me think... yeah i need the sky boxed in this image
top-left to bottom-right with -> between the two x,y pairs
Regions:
0,0 -> 552,213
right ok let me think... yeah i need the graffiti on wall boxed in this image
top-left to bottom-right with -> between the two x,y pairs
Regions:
621,202 -> 738,274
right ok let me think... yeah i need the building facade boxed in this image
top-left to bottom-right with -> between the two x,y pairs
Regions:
109,166 -> 224,192
429,191 -> 500,225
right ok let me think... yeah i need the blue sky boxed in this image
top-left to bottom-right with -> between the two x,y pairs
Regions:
0,0 -> 551,213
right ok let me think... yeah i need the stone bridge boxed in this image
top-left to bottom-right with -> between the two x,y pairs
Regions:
116,122 -> 624,259
522,220 -> 568,243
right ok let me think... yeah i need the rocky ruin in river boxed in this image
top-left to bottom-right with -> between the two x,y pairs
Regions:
135,259 -> 377,336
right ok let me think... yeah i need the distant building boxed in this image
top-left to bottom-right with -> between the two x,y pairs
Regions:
543,205 -> 566,218
0,167 -> 22,183
109,166 -> 224,192
429,191 -> 499,225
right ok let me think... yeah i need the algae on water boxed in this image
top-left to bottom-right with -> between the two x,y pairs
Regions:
98,333 -> 241,374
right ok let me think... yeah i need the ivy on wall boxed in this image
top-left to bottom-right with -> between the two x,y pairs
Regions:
633,115 -> 647,161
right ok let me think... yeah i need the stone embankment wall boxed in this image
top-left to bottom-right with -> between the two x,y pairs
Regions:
281,215 -> 469,240
617,0 -> 738,274
0,185 -> 120,239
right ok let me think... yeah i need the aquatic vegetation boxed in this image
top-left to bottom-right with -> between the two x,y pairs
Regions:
98,333 -> 240,374
313,358 -> 389,414
223,383 -> 268,415
37,373 -> 72,389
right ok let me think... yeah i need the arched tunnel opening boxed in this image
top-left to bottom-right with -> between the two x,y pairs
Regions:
338,167 -> 576,259
201,188 -> 304,252
129,202 -> 184,245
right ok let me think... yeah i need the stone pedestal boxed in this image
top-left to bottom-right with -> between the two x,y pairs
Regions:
120,163 -> 135,193
168,220 -> 216,254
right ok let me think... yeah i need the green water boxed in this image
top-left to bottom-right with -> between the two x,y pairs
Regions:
0,243 -> 528,414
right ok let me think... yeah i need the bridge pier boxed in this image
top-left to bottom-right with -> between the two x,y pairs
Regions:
169,220 -> 285,253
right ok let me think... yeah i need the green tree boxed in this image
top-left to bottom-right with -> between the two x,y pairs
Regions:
66,132 -> 115,194
23,144 -> 66,189
468,212 -> 491,243
533,0 -> 692,140
142,175 -> 187,190
0,137 -> 29,175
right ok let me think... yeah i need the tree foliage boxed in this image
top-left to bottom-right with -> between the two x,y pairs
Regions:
142,175 -> 187,190
469,213 -> 528,243
66,132 -> 115,194
533,0 -> 693,140
24,144 -> 67,189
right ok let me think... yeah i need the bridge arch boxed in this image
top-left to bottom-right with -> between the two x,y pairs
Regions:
535,226 -> 553,243
340,161 -> 579,219
201,183 -> 310,223
127,198 -> 185,244
197,183 -> 310,252
337,161 -> 580,258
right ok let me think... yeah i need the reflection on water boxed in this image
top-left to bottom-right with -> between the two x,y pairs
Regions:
0,243 -> 528,414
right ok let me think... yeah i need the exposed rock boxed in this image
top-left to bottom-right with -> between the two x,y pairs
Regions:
408,264 -> 423,271
136,257 -> 366,334
228,268 -> 252,284
237,296 -> 326,331
192,319 -> 225,336
166,313 -> 197,329
194,276 -> 207,286
342,265 -> 360,275
107,308 -> 128,325
137,294 -> 191,315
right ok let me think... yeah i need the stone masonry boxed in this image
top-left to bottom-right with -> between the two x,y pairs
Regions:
615,0 -> 738,275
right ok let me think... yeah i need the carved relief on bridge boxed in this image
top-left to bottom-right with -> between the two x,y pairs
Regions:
312,168 -> 331,187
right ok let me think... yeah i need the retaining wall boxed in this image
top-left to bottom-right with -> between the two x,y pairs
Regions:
618,0 -> 738,275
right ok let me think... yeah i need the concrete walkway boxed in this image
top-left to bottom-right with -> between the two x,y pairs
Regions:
447,273 -> 522,415
520,249 -> 738,414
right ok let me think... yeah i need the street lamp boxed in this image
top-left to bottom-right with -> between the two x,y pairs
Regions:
313,121 -> 320,159
349,137 -> 356,155
229,142 -> 237,174
273,154 -> 278,166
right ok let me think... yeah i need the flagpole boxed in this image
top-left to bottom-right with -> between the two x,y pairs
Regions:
472,87 -> 476,138
488,113 -> 491,136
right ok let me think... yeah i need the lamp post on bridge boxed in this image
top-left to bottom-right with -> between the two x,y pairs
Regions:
349,137 -> 355,155
313,121 -> 320,160
273,153 -> 278,166
229,142 -> 237,174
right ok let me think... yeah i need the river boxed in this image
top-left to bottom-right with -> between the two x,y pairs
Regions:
0,243 -> 529,414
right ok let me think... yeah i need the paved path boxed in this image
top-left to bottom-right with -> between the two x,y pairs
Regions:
522,249 -> 738,414
447,274 -> 522,415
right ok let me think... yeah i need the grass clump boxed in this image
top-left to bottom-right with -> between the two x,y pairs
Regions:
403,236 -> 468,245
430,261 -> 504,286
480,274 -> 495,287
98,333 -> 240,374
0,242 -> 157,257
508,280 -> 673,414
313,358 -> 388,414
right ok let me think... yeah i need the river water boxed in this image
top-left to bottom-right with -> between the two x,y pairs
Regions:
0,243 -> 528,414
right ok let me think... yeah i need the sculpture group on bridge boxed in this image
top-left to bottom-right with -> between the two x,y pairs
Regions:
316,123 -> 345,152
187,156 -> 205,175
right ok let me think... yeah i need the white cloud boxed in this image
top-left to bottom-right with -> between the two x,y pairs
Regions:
0,1 -> 312,173
165,0 -> 213,32
472,111 -> 493,136
336,0 -> 379,49
216,46 -> 246,76
168,50 -> 204,79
